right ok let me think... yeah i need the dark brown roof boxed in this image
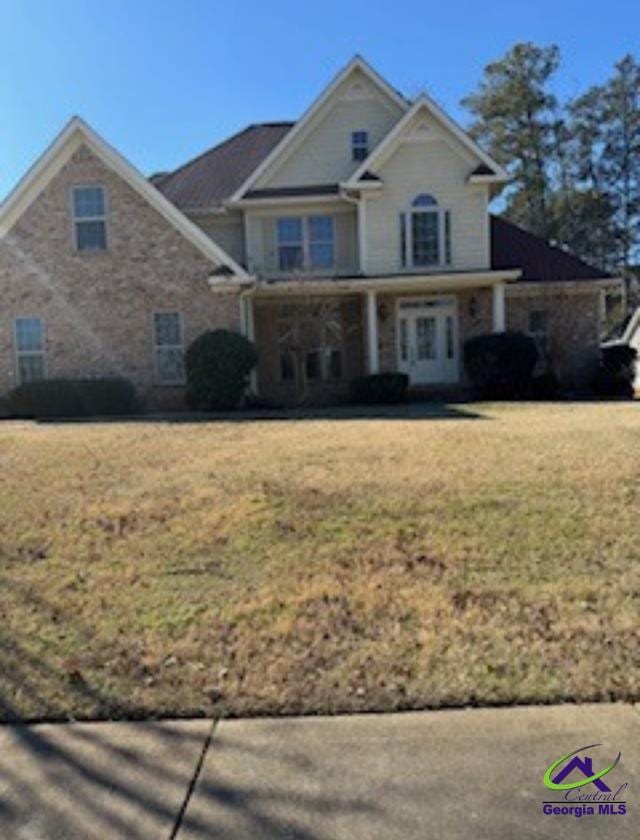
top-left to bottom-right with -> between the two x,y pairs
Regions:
491,215 -> 610,282
155,122 -> 293,209
245,184 -> 340,199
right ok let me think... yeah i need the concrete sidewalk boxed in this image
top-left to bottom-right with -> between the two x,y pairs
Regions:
0,704 -> 637,839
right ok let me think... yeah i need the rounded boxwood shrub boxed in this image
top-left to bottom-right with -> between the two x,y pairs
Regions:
350,372 -> 409,404
463,332 -> 538,399
8,377 -> 137,418
591,344 -> 637,398
185,329 -> 258,410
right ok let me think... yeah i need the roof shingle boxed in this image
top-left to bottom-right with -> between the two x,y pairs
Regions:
155,122 -> 293,210
491,215 -> 609,282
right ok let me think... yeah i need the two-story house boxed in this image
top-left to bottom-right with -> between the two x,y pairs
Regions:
0,57 -> 620,408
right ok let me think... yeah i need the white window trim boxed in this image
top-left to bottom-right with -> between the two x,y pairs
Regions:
153,311 -> 186,386
13,316 -> 46,385
276,215 -> 336,273
404,206 -> 449,270
71,184 -> 108,252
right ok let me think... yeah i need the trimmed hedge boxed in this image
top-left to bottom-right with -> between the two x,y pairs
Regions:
8,378 -> 137,418
592,344 -> 637,398
463,332 -> 538,399
185,329 -> 258,410
350,372 -> 409,404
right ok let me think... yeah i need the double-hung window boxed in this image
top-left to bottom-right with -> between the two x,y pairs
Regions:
72,185 -> 107,251
308,216 -> 334,269
400,194 -> 451,269
154,312 -> 185,384
277,218 -> 304,270
351,131 -> 369,161
277,216 -> 335,272
15,317 -> 45,384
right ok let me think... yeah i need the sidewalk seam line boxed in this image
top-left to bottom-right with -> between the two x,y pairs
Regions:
168,717 -> 218,840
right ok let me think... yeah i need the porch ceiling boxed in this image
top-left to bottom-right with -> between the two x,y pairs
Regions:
249,269 -> 521,298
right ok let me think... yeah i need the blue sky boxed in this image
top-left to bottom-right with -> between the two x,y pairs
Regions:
1,0 -> 638,198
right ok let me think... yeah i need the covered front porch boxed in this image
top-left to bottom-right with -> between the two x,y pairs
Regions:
239,271 -> 518,404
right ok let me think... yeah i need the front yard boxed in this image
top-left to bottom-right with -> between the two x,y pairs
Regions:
0,402 -> 638,722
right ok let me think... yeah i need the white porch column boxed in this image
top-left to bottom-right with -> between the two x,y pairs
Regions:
240,294 -> 258,393
357,198 -> 368,275
366,289 -> 379,374
492,281 -> 506,333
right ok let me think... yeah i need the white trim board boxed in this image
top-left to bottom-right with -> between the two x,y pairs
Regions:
229,56 -> 410,204
0,116 -> 249,279
621,306 -> 640,343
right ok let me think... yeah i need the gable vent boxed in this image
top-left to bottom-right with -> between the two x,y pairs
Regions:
341,80 -> 376,102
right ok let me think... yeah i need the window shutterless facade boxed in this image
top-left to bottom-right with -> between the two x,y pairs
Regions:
351,131 -> 369,161
400,194 -> 451,269
14,317 -> 45,384
72,185 -> 107,251
276,215 -> 335,272
153,312 -> 185,384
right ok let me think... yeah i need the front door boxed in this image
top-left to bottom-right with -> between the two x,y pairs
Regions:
397,298 -> 459,385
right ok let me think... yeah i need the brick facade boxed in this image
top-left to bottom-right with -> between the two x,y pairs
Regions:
0,142 -> 605,411
0,145 -> 240,410
506,287 -> 602,388
373,286 -> 600,389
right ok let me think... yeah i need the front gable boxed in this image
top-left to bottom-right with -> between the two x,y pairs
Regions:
346,96 -> 508,187
0,118 -> 248,279
254,68 -> 405,189
232,57 -> 408,198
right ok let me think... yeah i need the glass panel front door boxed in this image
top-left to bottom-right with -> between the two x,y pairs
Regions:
397,299 -> 458,384
415,316 -> 437,360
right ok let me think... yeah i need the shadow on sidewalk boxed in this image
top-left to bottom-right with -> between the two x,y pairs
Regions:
0,579 -> 376,839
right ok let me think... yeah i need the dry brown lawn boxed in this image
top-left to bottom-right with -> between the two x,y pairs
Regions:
0,401 -> 638,722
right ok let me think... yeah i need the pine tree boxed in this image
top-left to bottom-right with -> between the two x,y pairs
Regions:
462,43 -> 560,237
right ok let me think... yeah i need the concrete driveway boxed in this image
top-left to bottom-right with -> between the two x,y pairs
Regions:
0,704 -> 637,839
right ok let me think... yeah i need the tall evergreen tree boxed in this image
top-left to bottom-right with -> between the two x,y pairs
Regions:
462,43 -> 560,237
600,55 -> 640,271
565,56 -> 640,273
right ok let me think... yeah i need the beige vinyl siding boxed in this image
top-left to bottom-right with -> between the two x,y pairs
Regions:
255,69 -> 404,189
246,203 -> 358,277
364,136 -> 490,275
191,211 -> 246,266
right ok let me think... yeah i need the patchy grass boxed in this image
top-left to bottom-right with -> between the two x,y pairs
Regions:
0,402 -> 638,722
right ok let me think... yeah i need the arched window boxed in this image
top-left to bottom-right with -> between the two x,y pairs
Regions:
400,194 -> 451,268
412,193 -> 438,208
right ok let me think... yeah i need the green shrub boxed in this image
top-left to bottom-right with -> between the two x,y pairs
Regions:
350,372 -> 409,404
185,329 -> 258,410
531,371 -> 563,400
463,332 -> 538,399
591,344 -> 637,398
8,378 -> 137,418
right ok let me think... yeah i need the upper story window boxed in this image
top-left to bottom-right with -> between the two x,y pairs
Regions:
72,185 -> 107,251
400,194 -> 451,269
277,215 -> 335,272
351,131 -> 369,161
14,317 -> 45,384
154,312 -> 185,384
